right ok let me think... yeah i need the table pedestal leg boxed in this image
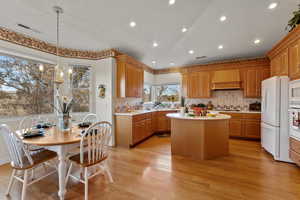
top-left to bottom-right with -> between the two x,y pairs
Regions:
57,146 -> 67,200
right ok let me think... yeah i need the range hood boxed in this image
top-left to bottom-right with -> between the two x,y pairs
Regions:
211,69 -> 241,90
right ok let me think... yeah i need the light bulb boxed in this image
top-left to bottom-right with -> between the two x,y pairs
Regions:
39,64 -> 44,72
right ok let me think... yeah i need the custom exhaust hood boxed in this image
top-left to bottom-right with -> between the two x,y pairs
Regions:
211,69 -> 241,90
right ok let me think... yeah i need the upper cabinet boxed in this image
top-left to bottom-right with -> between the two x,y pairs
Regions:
116,55 -> 144,98
270,49 -> 289,76
243,67 -> 270,98
183,71 -> 211,98
181,58 -> 270,99
268,25 -> 300,80
289,39 -> 300,80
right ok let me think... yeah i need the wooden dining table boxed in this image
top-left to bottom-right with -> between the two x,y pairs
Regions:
18,126 -> 85,200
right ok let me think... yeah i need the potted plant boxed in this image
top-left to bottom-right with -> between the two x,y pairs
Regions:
286,4 -> 300,32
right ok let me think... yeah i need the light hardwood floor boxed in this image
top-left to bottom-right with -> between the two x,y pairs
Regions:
1,136 -> 300,200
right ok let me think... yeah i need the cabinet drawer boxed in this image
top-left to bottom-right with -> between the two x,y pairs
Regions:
220,113 -> 243,119
243,113 -> 261,120
290,150 -> 300,166
133,114 -> 147,122
290,138 -> 300,154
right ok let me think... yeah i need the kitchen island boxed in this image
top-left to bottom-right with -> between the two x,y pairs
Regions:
167,113 -> 231,160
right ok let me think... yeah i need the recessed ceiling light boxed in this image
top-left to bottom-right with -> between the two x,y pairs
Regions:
182,27 -> 188,33
218,45 -> 224,50
39,64 -> 44,72
220,16 -> 227,22
189,50 -> 194,54
254,39 -> 261,44
170,62 -> 175,66
153,42 -> 158,47
152,60 -> 156,64
268,2 -> 278,10
129,21 -> 136,27
169,0 -> 176,5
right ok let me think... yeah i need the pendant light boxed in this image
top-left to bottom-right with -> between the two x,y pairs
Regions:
53,6 -> 64,84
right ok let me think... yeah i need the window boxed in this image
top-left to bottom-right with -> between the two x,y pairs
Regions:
153,84 -> 180,102
143,84 -> 151,102
71,65 -> 91,112
0,54 -> 54,117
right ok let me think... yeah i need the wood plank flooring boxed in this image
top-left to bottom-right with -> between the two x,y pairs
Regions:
1,136 -> 300,200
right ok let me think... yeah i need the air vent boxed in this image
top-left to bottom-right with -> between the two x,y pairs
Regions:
195,56 -> 207,60
17,23 -> 30,29
17,23 -> 41,33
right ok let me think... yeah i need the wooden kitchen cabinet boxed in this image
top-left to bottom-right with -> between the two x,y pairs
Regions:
289,39 -> 300,80
243,119 -> 261,139
116,55 -> 144,98
270,49 -> 289,77
185,71 -> 211,98
229,119 -> 243,137
221,112 -> 261,139
115,110 -> 178,148
155,111 -> 177,132
290,138 -> 300,166
243,67 -> 270,98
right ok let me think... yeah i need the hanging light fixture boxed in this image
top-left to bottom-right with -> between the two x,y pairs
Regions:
53,6 -> 64,84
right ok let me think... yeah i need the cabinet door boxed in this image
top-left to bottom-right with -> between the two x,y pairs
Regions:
182,73 -> 188,97
244,69 -> 258,98
270,56 -> 279,76
243,119 -> 261,139
229,119 -> 243,137
145,118 -> 152,137
138,69 -> 144,98
289,40 -> 300,80
244,68 -> 269,98
187,72 -> 211,98
133,120 -> 146,144
125,64 -> 137,97
156,113 -> 168,132
271,50 -> 288,77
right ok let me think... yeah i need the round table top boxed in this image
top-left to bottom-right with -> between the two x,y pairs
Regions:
19,126 -> 84,146
166,113 -> 231,120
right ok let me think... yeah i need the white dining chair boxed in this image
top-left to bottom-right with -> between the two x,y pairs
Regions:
0,124 -> 57,200
82,113 -> 99,124
18,116 -> 37,131
66,121 -> 113,200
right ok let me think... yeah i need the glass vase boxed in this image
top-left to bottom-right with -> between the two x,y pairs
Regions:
58,113 -> 71,131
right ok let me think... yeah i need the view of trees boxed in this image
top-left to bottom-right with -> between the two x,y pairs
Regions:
0,54 -> 54,117
71,65 -> 90,112
154,84 -> 180,102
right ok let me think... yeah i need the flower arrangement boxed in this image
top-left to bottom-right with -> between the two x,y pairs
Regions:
52,96 -> 74,131
52,96 -> 74,115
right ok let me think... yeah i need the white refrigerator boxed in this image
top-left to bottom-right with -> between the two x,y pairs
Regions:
261,76 -> 291,162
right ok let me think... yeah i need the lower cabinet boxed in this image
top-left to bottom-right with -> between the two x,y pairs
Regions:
154,111 -> 177,132
290,138 -> 300,166
115,110 -> 177,148
221,113 -> 261,139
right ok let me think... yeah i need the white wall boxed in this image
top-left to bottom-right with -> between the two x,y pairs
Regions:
154,73 -> 181,85
0,40 -> 115,164
144,71 -> 155,85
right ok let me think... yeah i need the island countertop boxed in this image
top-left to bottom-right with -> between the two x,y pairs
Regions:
167,113 -> 231,120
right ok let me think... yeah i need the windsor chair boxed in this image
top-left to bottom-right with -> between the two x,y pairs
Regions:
66,121 -> 113,200
1,124 -> 57,200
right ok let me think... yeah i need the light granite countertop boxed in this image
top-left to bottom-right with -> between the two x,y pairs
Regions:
115,109 -> 261,116
114,108 -> 180,116
212,110 -> 261,114
167,113 -> 231,120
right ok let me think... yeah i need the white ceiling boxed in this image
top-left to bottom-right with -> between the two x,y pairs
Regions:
0,0 -> 298,69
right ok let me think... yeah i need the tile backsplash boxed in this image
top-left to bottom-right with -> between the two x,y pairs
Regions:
186,90 -> 260,110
